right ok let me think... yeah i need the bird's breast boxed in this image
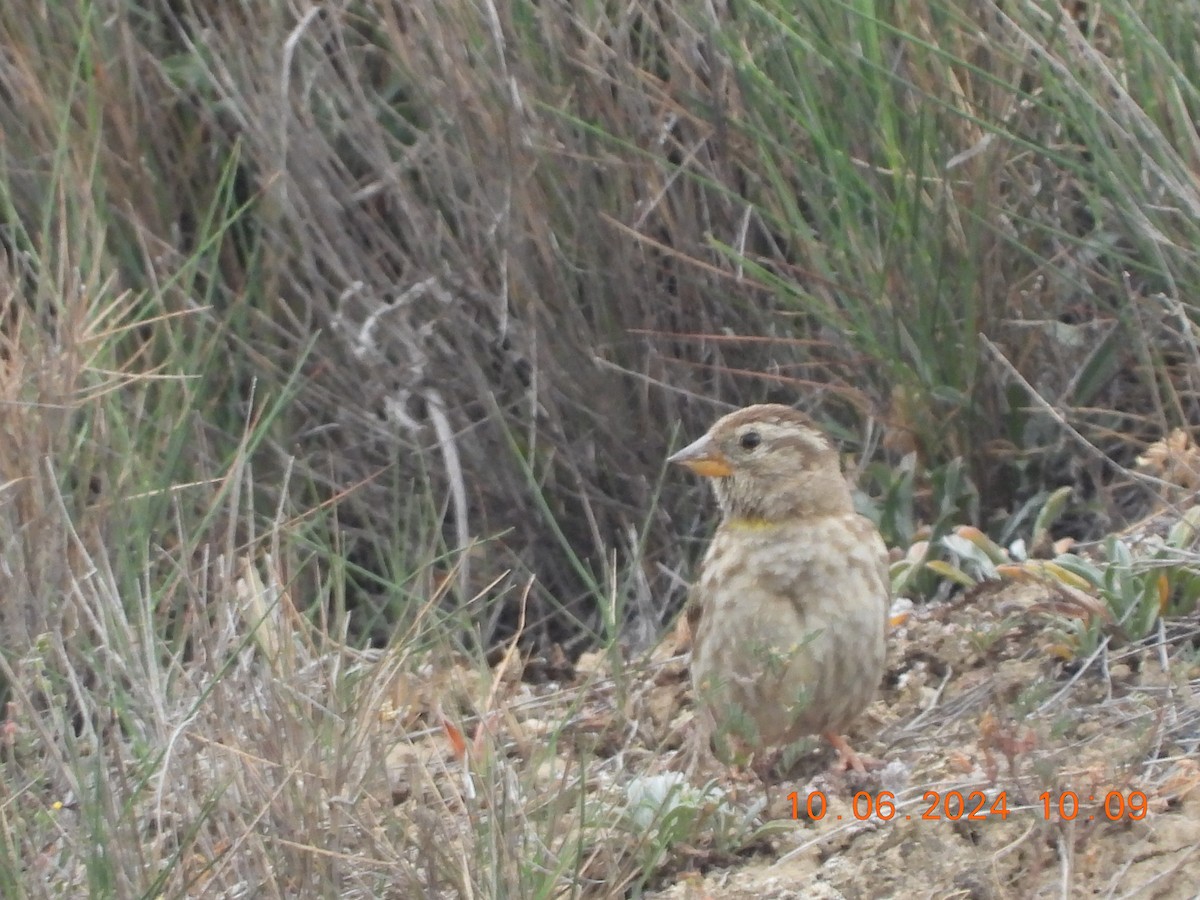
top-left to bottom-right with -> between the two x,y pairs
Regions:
690,515 -> 889,744
697,517 -> 885,616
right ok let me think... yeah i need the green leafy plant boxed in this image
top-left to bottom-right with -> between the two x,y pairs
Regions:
617,773 -> 775,889
1053,515 -> 1200,643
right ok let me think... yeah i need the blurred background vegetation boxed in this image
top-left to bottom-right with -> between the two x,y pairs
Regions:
3,0 -> 1200,894
3,0 -> 1199,654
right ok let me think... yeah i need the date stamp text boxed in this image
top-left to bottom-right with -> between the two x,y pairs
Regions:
788,790 -> 1149,822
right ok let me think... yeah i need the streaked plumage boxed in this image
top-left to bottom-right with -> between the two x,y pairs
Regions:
669,404 -> 889,773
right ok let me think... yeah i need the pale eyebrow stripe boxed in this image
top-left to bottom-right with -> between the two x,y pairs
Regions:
758,422 -> 827,453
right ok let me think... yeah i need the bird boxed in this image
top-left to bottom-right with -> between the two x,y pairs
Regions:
668,404 -> 890,775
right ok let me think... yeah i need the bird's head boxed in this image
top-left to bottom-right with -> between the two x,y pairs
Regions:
668,404 -> 852,523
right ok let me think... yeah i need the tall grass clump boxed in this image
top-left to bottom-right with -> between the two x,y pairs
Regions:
705,0 -> 1200,537
0,4 -> 735,894
119,0 -> 1200,644
0,4 -> 406,894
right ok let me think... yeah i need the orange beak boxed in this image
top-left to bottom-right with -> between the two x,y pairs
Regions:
667,433 -> 734,478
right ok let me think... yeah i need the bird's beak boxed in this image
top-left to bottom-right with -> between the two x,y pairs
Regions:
668,433 -> 734,478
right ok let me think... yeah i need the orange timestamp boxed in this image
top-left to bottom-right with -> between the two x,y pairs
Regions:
788,789 -> 1150,822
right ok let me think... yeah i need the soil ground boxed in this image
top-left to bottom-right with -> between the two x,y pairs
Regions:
389,578 -> 1200,898
645,582 -> 1200,899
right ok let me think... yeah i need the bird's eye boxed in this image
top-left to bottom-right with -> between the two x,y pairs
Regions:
739,431 -> 761,451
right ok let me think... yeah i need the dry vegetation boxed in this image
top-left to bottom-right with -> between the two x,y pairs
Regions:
1,0 -> 1199,896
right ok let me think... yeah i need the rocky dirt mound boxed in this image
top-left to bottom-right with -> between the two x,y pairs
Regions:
384,575 -> 1199,898
648,582 -> 1200,899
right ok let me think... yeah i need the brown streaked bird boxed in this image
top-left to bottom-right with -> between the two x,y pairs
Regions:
669,404 -> 889,774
